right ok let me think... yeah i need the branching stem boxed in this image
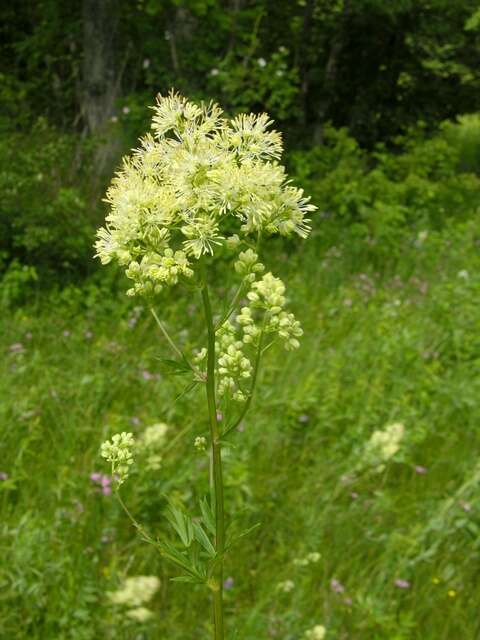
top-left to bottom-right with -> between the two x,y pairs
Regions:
200,264 -> 225,640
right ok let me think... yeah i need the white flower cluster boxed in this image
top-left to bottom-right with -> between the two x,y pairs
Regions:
136,422 -> 169,471
293,551 -> 321,567
94,91 -> 315,297
277,579 -> 295,593
362,422 -> 405,472
108,575 -> 160,623
100,432 -> 135,484
194,436 -> 207,451
304,625 -> 326,640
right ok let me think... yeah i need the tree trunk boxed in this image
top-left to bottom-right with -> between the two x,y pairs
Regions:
313,0 -> 351,144
82,0 -> 120,134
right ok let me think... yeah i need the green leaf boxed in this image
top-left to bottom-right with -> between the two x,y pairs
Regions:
157,357 -> 192,375
200,497 -> 216,536
170,575 -> 204,585
175,379 -> 200,402
157,539 -> 204,580
226,522 -> 261,550
193,522 -> 216,558
165,504 -> 194,547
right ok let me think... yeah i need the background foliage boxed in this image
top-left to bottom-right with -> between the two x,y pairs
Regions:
1,1 -> 480,639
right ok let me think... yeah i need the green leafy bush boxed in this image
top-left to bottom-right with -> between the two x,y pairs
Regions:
289,123 -> 480,258
0,120 -> 95,284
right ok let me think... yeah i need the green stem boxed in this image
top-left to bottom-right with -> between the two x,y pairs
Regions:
200,267 -> 225,640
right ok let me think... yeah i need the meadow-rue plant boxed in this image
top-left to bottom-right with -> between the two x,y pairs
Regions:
96,91 -> 315,639
100,432 -> 135,485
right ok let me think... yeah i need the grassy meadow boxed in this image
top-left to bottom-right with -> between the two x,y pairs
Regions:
2,215 -> 480,639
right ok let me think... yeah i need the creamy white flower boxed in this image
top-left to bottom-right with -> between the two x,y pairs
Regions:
304,625 -> 326,640
95,91 -> 315,298
277,579 -> 295,593
126,606 -> 154,622
108,575 -> 160,607
362,422 -> 405,472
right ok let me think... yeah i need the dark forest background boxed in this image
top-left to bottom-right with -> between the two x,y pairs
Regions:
1,0 -> 480,293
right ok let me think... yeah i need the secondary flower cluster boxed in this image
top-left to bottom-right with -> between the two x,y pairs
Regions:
304,625 -> 326,640
361,422 -> 405,473
94,91 -> 315,297
214,265 -> 303,402
100,432 -> 135,484
108,575 -> 160,622
135,422 -> 170,471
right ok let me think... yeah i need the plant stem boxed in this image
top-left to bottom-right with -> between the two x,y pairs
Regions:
200,270 -> 225,640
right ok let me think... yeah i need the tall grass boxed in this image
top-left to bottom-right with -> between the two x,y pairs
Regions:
1,220 -> 480,639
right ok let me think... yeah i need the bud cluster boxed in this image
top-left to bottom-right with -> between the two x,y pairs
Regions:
100,432 -> 135,484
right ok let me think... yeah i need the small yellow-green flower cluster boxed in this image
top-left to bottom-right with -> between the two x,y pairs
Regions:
136,422 -> 169,471
194,436 -> 207,451
94,91 -> 315,297
213,268 -> 303,402
244,273 -> 303,350
216,321 -> 253,401
124,248 -> 193,297
100,432 -> 135,484
362,422 -> 405,472
304,625 -> 326,640
108,575 -> 160,623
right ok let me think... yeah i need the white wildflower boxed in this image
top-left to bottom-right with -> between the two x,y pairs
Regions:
108,575 -> 160,607
277,579 -> 295,593
126,606 -> 154,622
138,423 -> 169,449
362,422 -> 405,472
306,552 -> 321,563
304,625 -> 326,640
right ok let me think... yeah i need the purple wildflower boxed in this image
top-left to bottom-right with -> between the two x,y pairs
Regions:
223,577 -> 234,590
90,472 -> 102,483
216,411 -> 223,422
141,370 -> 154,381
459,500 -> 471,513
9,343 -> 24,354
394,579 -> 411,589
414,465 -> 428,475
331,578 -> 345,594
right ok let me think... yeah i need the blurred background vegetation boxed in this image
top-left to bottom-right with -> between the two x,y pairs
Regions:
1,1 -> 480,639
